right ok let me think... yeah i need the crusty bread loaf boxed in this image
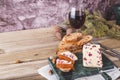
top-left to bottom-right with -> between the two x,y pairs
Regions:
58,33 -> 93,54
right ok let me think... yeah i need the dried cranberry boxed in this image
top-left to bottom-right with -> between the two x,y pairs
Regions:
88,53 -> 92,56
83,57 -> 87,60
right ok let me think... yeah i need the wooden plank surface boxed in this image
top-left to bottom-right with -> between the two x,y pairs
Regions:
98,39 -> 120,49
0,28 -> 54,44
0,28 -> 58,53
0,60 -> 48,80
0,28 -> 119,80
0,46 -> 57,65
0,28 -> 57,80
0,36 -> 58,53
114,48 -> 120,53
9,74 -> 47,80
0,28 -> 59,65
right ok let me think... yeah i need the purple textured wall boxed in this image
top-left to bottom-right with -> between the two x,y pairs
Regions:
0,0 -> 119,32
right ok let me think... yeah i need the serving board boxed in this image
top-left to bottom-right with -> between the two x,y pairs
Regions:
48,52 -> 115,80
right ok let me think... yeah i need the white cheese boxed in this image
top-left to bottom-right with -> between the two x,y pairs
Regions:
83,43 -> 103,67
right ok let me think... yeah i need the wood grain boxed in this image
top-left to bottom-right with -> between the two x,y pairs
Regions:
0,60 -> 47,80
98,39 -> 120,49
9,74 -> 47,80
114,48 -> 120,53
0,45 -> 57,65
0,28 -> 119,80
0,28 -> 54,44
0,28 -> 59,65
0,28 -> 58,53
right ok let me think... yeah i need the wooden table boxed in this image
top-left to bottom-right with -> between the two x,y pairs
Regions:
0,28 -> 119,80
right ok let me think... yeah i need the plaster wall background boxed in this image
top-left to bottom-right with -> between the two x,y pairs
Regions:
0,0 -> 119,32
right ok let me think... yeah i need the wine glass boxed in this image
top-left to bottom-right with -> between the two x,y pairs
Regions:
68,7 -> 86,32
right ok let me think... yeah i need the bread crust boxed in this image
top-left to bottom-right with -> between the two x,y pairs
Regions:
56,62 -> 73,69
56,60 -> 74,72
77,35 -> 93,46
58,55 -> 74,64
55,51 -> 78,72
58,33 -> 93,54
59,68 -> 71,72
62,33 -> 82,42
57,51 -> 78,64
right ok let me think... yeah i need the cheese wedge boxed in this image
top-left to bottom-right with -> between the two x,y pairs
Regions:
83,43 -> 103,67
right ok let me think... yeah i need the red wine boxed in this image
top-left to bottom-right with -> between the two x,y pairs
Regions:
69,10 -> 86,29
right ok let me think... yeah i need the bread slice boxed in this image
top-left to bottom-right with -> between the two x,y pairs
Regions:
56,59 -> 73,72
58,51 -> 78,63
58,40 -> 83,54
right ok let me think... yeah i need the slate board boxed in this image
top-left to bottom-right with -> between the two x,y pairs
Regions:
48,53 -> 115,80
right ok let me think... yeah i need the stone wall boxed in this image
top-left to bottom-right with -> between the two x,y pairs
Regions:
0,0 -> 119,32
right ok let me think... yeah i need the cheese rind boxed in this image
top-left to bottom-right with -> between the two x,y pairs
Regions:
83,43 -> 103,67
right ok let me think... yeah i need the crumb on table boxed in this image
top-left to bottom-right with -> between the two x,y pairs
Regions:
15,60 -> 23,63
48,69 -> 53,75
